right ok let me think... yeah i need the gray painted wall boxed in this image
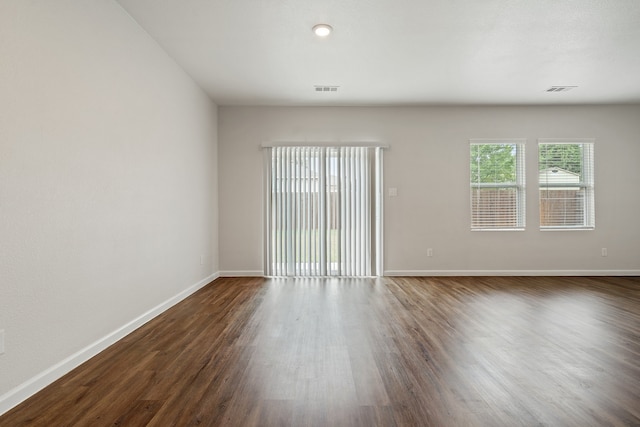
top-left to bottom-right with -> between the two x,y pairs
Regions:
219,105 -> 640,275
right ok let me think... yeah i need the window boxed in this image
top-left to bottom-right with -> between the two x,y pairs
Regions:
470,140 -> 525,230
263,145 -> 384,277
538,140 -> 594,230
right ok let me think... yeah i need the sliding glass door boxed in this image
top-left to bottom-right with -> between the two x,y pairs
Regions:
264,146 -> 383,277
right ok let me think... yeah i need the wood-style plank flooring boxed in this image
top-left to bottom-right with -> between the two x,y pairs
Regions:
1,276 -> 639,426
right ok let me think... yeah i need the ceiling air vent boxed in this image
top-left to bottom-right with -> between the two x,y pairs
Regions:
546,86 -> 577,92
314,85 -> 339,92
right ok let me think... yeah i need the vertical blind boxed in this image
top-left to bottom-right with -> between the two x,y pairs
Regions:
470,141 -> 526,230
264,146 -> 383,277
538,140 -> 595,229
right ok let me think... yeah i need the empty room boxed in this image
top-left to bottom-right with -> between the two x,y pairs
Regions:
1,0 -> 639,426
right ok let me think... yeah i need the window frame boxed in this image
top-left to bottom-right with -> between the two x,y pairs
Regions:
538,139 -> 595,231
470,139 -> 526,231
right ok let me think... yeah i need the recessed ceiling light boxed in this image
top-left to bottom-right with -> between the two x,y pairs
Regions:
312,24 -> 332,37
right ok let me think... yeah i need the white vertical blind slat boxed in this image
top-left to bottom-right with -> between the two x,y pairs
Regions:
263,148 -> 272,275
319,149 -> 327,276
355,149 -> 360,275
285,147 -> 292,275
365,149 -> 371,275
294,149 -> 298,273
306,148 -> 313,275
339,150 -> 346,275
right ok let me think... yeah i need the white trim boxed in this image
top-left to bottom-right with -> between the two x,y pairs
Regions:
219,270 -> 264,277
471,228 -> 526,232
260,141 -> 389,149
537,138 -> 595,144
469,138 -> 527,144
0,272 -> 219,416
540,227 -> 595,231
384,270 -> 640,277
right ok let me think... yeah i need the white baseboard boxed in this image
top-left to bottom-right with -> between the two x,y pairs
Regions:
384,270 -> 640,276
219,270 -> 264,277
0,272 -> 220,417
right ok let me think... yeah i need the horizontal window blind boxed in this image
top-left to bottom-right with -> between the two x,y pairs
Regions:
470,141 -> 525,230
264,146 -> 383,277
539,140 -> 594,229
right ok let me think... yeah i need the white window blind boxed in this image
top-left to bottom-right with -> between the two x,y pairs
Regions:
264,146 -> 383,277
470,140 -> 526,230
538,140 -> 595,230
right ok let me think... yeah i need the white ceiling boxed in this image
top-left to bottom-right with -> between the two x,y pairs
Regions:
116,0 -> 640,106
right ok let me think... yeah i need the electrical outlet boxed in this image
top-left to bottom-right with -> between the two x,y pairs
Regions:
200,255 -> 205,265
601,248 -> 608,257
427,248 -> 433,257
0,330 -> 5,355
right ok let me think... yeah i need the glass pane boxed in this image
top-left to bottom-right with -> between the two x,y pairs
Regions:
471,144 -> 516,184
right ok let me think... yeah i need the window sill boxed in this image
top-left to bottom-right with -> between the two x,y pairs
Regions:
471,228 -> 526,232
540,227 -> 595,231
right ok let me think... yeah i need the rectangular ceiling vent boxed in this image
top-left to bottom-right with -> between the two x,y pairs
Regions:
546,86 -> 577,92
315,85 -> 339,92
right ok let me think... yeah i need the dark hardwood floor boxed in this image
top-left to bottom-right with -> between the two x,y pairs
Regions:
1,276 -> 639,426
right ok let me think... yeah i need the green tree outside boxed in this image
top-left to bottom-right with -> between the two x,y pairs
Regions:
470,144 -> 516,183
471,143 -> 584,182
